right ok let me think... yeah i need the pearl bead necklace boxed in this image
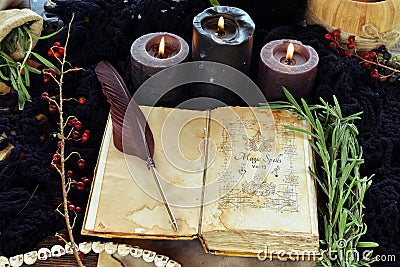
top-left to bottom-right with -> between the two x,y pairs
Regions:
0,241 -> 181,267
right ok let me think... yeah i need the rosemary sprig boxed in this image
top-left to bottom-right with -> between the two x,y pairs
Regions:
0,25 -> 60,110
261,88 -> 378,267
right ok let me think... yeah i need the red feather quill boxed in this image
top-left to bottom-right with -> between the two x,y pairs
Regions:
95,60 -> 154,159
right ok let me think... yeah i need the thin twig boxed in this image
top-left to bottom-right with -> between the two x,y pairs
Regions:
57,13 -> 84,267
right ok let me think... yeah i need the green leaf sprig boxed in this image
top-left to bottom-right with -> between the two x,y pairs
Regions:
209,0 -> 220,7
261,88 -> 378,267
0,25 -> 60,110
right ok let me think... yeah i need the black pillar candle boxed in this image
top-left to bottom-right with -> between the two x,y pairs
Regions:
192,6 -> 255,75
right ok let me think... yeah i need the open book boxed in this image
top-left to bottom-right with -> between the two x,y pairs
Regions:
82,106 -> 319,257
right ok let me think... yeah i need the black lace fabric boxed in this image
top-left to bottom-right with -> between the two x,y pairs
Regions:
0,1 -> 398,265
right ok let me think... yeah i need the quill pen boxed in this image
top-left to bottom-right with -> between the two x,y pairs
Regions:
95,60 -> 178,232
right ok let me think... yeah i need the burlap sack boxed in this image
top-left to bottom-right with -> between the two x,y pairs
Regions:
0,9 -> 43,61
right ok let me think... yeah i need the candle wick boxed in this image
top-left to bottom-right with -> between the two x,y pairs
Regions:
280,57 -> 296,66
217,29 -> 225,37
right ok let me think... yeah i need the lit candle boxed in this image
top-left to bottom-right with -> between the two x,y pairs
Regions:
257,39 -> 319,101
192,6 -> 255,74
130,32 -> 189,90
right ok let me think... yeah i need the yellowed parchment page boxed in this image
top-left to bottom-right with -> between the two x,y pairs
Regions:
200,107 -> 318,252
83,106 -> 207,238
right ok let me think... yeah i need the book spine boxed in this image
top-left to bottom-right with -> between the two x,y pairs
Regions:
198,109 -> 211,235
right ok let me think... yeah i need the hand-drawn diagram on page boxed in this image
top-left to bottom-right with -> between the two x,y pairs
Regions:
216,116 -> 302,213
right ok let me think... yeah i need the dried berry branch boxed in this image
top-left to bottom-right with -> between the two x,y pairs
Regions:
325,29 -> 400,82
40,13 -> 88,267
55,14 -> 85,267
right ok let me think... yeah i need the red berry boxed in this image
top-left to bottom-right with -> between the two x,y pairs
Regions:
76,181 -> 86,192
53,42 -> 61,47
329,41 -> 338,49
348,35 -> 355,43
74,121 -> 83,131
52,154 -> 61,163
67,170 -> 74,177
47,49 -> 54,57
43,76 -> 50,83
78,97 -> 87,105
54,52 -> 62,58
380,77 -> 387,82
68,204 -> 76,212
79,252 -> 84,260
347,43 -> 355,49
44,68 -> 57,76
332,29 -> 340,38
75,206 -> 83,213
41,92 -> 49,101
81,132 -> 89,143
58,47 -> 65,55
66,200 -> 71,206
57,238 -> 65,245
72,130 -> 81,139
57,141 -> 62,148
82,177 -> 91,185
369,51 -> 377,58
344,50 -> 352,57
363,61 -> 371,67
370,68 -> 379,79
84,129 -> 90,135
77,158 -> 87,170
68,117 -> 78,127
363,53 -> 370,60
324,33 -> 333,41
49,104 -> 58,114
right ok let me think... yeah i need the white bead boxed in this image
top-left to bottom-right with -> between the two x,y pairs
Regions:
117,244 -> 130,256
65,242 -> 79,255
78,242 -> 92,254
0,256 -> 10,267
142,250 -> 156,263
51,245 -> 65,257
92,241 -> 105,254
166,259 -> 181,267
9,255 -> 23,267
23,251 -> 37,265
37,248 -> 51,260
129,246 -> 143,258
104,242 -> 118,254
154,254 -> 169,267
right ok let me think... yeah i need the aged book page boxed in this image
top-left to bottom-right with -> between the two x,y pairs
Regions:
83,107 -> 207,238
200,107 -> 319,255
83,106 -> 318,256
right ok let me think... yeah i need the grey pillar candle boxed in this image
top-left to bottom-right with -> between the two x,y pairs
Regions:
130,32 -> 189,105
192,6 -> 255,74
257,39 -> 319,101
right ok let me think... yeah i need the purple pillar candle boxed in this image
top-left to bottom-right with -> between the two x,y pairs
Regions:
257,39 -> 319,101
130,32 -> 189,105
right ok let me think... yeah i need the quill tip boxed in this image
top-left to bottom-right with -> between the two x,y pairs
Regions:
172,221 -> 179,233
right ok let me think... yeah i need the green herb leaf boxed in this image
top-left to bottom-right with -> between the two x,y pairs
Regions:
31,52 -> 60,74
261,88 -> 377,266
210,0 -> 220,6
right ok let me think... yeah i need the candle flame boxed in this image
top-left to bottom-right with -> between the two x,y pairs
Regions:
286,43 -> 294,60
158,37 -> 165,57
218,16 -> 224,31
